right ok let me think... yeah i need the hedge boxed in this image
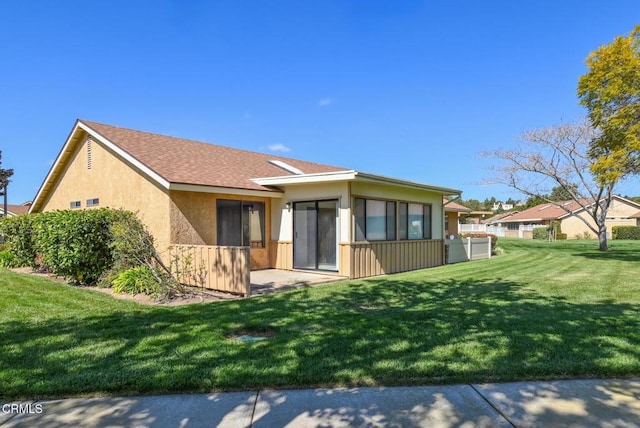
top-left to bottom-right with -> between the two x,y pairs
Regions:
0,209 -> 155,284
612,226 -> 640,240
532,227 -> 548,240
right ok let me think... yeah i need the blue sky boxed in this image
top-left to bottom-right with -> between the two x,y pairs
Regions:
1,1 -> 639,204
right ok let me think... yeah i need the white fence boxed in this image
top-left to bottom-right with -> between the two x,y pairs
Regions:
445,237 -> 492,264
458,223 -> 506,237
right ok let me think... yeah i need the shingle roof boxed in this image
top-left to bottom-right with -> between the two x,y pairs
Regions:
483,211 -> 518,224
497,200 -> 589,223
443,199 -> 472,212
81,120 -> 348,192
4,204 -> 30,215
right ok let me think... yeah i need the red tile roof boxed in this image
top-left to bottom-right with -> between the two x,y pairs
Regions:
81,120 -> 348,192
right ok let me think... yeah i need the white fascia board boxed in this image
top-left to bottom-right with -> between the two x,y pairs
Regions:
354,172 -> 461,195
501,218 -> 544,223
169,183 -> 284,198
252,170 -> 462,196
77,121 -> 171,189
251,170 -> 358,186
31,121 -> 85,213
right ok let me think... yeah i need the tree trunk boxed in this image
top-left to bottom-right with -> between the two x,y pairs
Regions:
597,222 -> 608,251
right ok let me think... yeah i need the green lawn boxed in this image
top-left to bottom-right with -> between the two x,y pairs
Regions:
1,239 -> 640,399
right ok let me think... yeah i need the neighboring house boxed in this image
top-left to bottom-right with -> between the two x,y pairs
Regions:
443,199 -> 472,237
485,196 -> 640,239
491,202 -> 516,211
30,119 -> 461,280
0,202 -> 32,218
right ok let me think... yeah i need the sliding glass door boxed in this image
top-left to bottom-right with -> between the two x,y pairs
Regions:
293,200 -> 338,271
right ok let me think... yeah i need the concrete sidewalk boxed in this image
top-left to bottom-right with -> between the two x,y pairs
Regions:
1,378 -> 639,427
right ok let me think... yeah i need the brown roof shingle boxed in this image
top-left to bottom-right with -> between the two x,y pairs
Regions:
81,120 -> 348,192
497,200 -> 588,223
5,204 -> 30,215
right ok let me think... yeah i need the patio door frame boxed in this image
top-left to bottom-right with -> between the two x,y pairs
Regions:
293,199 -> 339,272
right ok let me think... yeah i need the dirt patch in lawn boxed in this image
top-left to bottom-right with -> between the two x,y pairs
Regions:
10,267 -> 241,306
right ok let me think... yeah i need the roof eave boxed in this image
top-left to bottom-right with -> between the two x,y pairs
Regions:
169,183 -> 284,198
252,170 -> 461,195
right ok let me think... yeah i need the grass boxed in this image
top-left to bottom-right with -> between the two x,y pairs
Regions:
1,238 -> 640,399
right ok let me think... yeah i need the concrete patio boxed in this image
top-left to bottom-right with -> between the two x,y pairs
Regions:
250,269 -> 346,296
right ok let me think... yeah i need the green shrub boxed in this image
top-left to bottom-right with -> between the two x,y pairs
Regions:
112,266 -> 166,296
0,250 -> 18,268
612,226 -> 640,240
556,233 -> 568,240
533,227 -> 548,240
0,215 -> 36,267
32,209 -> 116,284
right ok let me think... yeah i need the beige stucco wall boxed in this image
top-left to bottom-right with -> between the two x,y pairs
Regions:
169,191 -> 216,245
169,191 -> 272,269
271,181 -> 350,242
561,198 -> 640,238
40,135 -> 172,252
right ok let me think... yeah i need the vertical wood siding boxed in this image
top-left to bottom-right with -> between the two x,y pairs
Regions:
269,241 -> 293,270
345,239 -> 444,279
169,245 -> 250,297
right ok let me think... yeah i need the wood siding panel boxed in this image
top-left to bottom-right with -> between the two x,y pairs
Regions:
345,239 -> 443,279
169,244 -> 250,296
269,241 -> 293,270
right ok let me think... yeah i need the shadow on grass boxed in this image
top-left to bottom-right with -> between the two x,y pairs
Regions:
1,275 -> 639,404
573,248 -> 640,262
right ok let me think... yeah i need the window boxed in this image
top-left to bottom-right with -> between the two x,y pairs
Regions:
70,201 -> 81,209
399,203 -> 408,240
399,203 -> 432,240
86,198 -> 99,207
356,198 -> 433,241
217,199 -> 265,247
507,223 -> 519,231
355,198 -> 397,241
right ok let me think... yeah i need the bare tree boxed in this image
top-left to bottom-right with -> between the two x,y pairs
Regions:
482,121 -> 618,251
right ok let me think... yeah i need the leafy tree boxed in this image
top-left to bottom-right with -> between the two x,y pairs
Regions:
521,195 -> 548,209
505,197 -> 518,206
0,151 -> 13,198
483,121 -> 619,251
578,25 -> 640,183
461,198 -> 483,211
549,184 -> 579,201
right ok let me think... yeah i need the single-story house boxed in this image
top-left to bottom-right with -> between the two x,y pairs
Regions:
443,199 -> 472,237
30,119 -> 462,284
0,202 -> 32,218
486,196 -> 640,239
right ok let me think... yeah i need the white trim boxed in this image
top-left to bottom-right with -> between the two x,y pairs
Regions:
353,172 -> 461,195
169,183 -> 284,198
252,170 -> 358,185
268,160 -> 304,175
253,170 -> 461,195
78,122 -> 171,189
